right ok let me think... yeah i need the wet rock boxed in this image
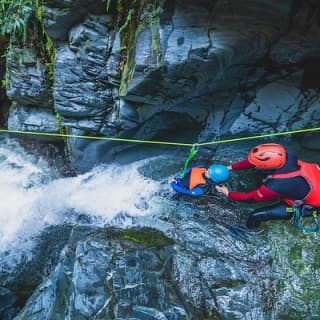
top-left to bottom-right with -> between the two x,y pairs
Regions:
70,111 -> 200,172
13,226 -> 187,320
0,223 -> 74,320
119,99 -> 139,123
106,33 -> 121,86
0,287 -> 18,320
54,14 -> 116,132
42,0 -> 100,41
229,80 -> 320,135
300,132 -> 320,151
8,105 -> 58,133
6,47 -> 52,108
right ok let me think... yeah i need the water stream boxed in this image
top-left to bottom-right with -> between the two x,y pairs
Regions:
0,137 -> 162,269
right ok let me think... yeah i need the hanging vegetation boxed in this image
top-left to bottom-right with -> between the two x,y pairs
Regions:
0,0 -> 34,42
105,0 -> 161,96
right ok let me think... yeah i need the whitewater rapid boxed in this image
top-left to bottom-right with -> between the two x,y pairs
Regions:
0,137 -> 162,266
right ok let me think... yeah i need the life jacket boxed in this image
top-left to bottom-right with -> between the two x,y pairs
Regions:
270,160 -> 320,207
189,167 -> 207,189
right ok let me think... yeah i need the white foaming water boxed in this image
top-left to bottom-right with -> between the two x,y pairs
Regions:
34,164 -> 160,223
0,138 -> 160,266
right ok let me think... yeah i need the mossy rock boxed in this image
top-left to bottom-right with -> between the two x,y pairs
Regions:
120,227 -> 174,248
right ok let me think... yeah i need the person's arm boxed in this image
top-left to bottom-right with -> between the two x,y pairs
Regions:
229,159 -> 255,170
216,184 -> 280,202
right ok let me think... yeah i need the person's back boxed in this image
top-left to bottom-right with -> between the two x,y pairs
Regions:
268,159 -> 320,207
260,153 -> 310,201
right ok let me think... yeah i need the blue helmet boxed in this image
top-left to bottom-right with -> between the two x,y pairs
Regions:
208,164 -> 230,183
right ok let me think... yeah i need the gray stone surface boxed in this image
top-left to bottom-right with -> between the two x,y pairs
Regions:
53,14 -> 117,132
8,106 -> 58,133
13,227 -> 188,320
6,47 -> 52,109
0,287 -> 17,320
229,81 -> 320,135
42,0 -> 102,41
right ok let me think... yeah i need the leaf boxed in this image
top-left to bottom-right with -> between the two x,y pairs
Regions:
0,0 -> 33,38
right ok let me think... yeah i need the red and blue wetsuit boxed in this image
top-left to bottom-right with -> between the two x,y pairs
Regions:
228,154 -> 320,228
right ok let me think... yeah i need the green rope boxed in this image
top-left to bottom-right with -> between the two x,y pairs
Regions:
178,144 -> 199,178
0,126 -> 320,148
290,207 -> 320,233
0,129 -> 194,147
197,126 -> 320,147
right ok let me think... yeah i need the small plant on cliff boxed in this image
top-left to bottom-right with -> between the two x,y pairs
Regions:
0,0 -> 34,41
104,0 -> 161,96
35,0 -> 55,83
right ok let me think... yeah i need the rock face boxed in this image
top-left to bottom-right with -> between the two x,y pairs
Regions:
10,213 -> 274,320
3,0 -> 320,170
5,46 -> 58,133
54,14 -> 119,132
13,227 -> 191,320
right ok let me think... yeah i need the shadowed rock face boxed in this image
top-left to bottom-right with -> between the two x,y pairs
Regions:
60,0 -> 320,170
4,0 -> 320,172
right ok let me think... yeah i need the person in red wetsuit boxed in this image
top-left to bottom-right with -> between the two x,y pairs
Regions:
215,143 -> 320,229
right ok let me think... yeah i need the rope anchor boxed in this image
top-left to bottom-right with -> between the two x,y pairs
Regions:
179,144 -> 199,178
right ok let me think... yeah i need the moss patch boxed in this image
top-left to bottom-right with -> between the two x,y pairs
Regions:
120,228 -> 174,247
35,0 -> 55,84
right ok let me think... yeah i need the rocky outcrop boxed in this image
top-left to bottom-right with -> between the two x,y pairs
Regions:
11,216 -> 274,320
54,14 -> 120,133
13,227 -> 190,320
5,46 -> 58,133
4,0 -> 320,170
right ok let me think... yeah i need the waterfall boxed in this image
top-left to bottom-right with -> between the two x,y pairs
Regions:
0,137 -> 161,267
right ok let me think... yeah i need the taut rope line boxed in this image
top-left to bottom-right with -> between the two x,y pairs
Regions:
0,126 -> 319,147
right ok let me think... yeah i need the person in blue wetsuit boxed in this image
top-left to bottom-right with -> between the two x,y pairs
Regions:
171,164 -> 230,196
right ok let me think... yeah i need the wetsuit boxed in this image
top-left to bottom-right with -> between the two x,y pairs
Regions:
180,167 -> 217,194
228,154 -> 319,228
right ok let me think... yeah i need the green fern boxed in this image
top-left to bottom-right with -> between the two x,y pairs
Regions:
0,0 -> 34,42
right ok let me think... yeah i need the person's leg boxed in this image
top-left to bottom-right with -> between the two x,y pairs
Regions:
246,204 -> 292,229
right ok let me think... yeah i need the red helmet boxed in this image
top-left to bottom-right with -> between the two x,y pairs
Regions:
248,143 -> 286,169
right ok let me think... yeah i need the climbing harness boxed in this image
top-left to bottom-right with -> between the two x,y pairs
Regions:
178,144 -> 199,178
288,206 -> 320,233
